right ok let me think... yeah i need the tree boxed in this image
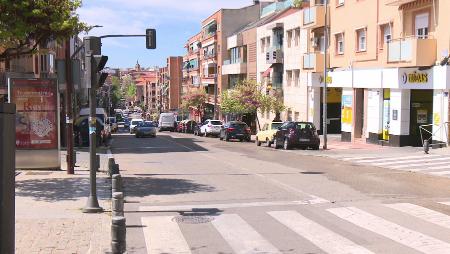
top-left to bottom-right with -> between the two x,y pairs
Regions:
181,89 -> 207,120
110,76 -> 123,109
0,0 -> 90,61
292,0 -> 304,8
126,82 -> 137,101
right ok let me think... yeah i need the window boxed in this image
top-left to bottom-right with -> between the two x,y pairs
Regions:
337,0 -> 344,6
336,33 -> 344,55
415,13 -> 429,39
286,70 -> 292,86
266,37 -> 271,49
380,24 -> 392,48
261,38 -> 265,53
293,70 -> 300,87
294,28 -> 300,47
356,28 -> 367,52
294,112 -> 299,121
287,110 -> 293,121
287,30 -> 292,48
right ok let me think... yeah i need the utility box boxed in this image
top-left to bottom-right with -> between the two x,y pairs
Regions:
0,103 -> 16,254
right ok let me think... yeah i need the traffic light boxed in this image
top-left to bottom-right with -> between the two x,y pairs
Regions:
91,55 -> 109,88
146,29 -> 156,49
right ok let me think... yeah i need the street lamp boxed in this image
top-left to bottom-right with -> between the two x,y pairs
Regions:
322,0 -> 329,150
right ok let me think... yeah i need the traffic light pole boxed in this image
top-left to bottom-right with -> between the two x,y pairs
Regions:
83,37 -> 103,213
65,39 -> 75,174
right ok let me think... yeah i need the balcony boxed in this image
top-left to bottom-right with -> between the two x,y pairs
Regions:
221,59 -> 247,75
266,47 -> 283,64
303,52 -> 327,72
386,37 -> 436,67
302,5 -> 325,29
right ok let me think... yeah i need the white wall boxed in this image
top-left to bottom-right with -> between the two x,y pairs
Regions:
367,89 -> 383,134
432,90 -> 449,143
308,87 -> 321,130
389,89 -> 410,136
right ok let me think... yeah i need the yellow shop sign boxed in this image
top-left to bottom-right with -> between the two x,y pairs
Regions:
402,71 -> 428,84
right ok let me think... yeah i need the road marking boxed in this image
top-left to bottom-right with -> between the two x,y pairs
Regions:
438,201 -> 450,206
385,203 -> 450,230
372,156 -> 450,166
429,171 -> 450,176
141,216 -> 191,254
388,159 -> 450,169
268,210 -> 374,254
355,154 -> 441,164
113,146 -> 171,150
139,199 -> 328,212
327,207 -> 450,254
212,214 -> 281,254
428,165 -> 450,170
341,156 -> 376,161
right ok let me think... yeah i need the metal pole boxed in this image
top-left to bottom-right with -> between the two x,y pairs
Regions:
65,39 -> 75,174
322,1 -> 328,150
83,36 -> 103,213
0,103 -> 15,254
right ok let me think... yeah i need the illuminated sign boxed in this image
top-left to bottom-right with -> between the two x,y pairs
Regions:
319,76 -> 333,84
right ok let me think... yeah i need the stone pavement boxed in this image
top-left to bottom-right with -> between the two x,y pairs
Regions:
15,149 -> 112,254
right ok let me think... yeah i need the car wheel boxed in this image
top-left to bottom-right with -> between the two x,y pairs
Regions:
266,138 -> 272,147
256,137 -> 261,146
283,138 -> 291,150
273,138 -> 279,149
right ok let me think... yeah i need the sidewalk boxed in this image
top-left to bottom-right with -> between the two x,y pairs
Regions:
15,149 -> 112,254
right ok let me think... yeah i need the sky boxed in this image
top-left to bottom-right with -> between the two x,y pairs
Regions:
78,0 -> 254,69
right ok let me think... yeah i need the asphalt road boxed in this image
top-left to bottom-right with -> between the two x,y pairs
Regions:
112,130 -> 450,254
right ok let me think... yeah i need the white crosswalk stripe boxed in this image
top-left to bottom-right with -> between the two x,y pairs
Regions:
140,202 -> 450,254
268,210 -> 374,254
338,154 -> 450,176
211,214 -> 281,254
385,203 -> 450,229
327,206 -> 450,254
141,216 -> 191,254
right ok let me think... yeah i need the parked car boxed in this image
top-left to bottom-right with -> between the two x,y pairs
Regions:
108,117 -> 118,132
129,118 -> 144,134
219,121 -> 251,142
177,120 -> 188,132
273,121 -> 320,150
124,118 -> 130,130
135,121 -> 157,138
183,120 -> 197,133
200,119 -> 223,137
255,122 -> 283,147
159,112 -> 176,132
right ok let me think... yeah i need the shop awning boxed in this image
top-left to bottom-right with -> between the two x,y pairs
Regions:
262,67 -> 272,77
385,0 -> 416,6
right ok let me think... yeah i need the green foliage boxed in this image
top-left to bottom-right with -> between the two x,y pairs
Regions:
292,0 -> 303,8
110,76 -> 123,109
0,0 -> 90,59
126,83 -> 137,99
181,89 -> 207,110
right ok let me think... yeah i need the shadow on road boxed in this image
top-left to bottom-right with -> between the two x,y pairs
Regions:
16,177 -> 111,202
123,177 -> 216,197
111,134 -> 208,154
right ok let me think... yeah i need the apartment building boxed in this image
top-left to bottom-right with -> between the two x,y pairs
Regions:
311,0 -> 450,147
199,2 -> 263,119
182,33 -> 202,95
257,1 -> 309,127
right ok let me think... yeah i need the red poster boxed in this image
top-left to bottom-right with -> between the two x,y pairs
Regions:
11,79 -> 58,149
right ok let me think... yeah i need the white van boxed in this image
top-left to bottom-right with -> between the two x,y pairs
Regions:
158,113 -> 176,132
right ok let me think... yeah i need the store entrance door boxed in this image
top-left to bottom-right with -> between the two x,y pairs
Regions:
410,90 -> 433,146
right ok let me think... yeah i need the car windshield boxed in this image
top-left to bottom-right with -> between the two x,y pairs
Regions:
211,121 -> 222,125
230,123 -> 247,128
271,123 -> 282,129
131,120 -> 142,125
296,123 -> 315,130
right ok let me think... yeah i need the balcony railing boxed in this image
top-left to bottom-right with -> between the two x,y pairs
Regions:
266,47 -> 283,64
302,5 -> 325,28
303,53 -> 316,69
386,36 -> 436,66
261,0 -> 293,17
303,7 -> 316,24
303,52 -> 325,72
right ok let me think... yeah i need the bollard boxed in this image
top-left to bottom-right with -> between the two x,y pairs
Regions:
111,216 -> 126,254
112,174 -> 123,193
112,163 -> 120,175
424,139 -> 430,154
107,157 -> 115,176
112,192 -> 124,217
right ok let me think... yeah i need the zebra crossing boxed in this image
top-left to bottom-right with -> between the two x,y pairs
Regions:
140,200 -> 450,254
338,154 -> 450,177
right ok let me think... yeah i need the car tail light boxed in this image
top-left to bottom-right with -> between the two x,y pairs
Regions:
227,127 -> 235,132
245,127 -> 251,132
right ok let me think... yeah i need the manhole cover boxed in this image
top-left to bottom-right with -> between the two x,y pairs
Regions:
173,215 -> 214,224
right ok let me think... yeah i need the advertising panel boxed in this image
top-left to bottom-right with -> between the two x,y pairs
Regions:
10,79 -> 58,150
341,95 -> 353,124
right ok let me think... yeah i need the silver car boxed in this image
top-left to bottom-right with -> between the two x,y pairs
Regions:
135,121 -> 157,138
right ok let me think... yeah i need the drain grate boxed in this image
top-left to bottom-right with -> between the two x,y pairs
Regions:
300,171 -> 324,175
25,171 -> 53,175
173,215 -> 215,224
